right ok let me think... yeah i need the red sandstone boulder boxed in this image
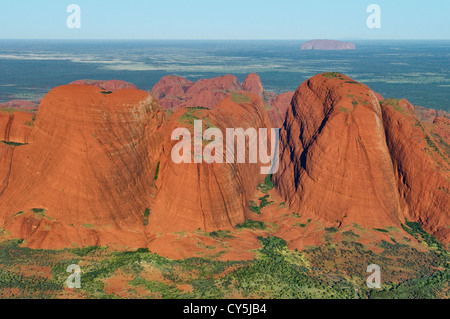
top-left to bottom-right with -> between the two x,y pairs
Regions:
69,79 -> 137,92
0,85 -> 165,249
274,73 -> 404,230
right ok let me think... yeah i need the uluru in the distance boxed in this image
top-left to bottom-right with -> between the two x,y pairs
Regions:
300,39 -> 356,50
1,70 -> 449,300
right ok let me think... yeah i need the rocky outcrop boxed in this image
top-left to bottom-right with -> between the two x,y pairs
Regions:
375,93 -> 385,101
151,75 -> 240,111
1,73 -> 448,251
300,40 -> 356,51
415,105 -> 450,123
151,73 -> 293,127
0,85 -> 165,249
0,111 -> 34,144
274,73 -> 403,229
69,79 -> 138,92
381,99 -> 450,242
242,73 -> 264,99
268,91 -> 295,128
148,92 -> 274,233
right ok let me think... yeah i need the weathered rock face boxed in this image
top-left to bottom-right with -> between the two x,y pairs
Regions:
150,75 -> 194,110
274,73 -> 403,229
0,111 -> 34,144
375,93 -> 385,102
381,100 -> 450,242
148,92 -> 274,233
415,105 -> 450,123
300,40 -> 356,51
69,79 -> 138,92
268,91 -> 295,128
434,116 -> 450,126
0,85 -> 165,249
0,143 -> 14,199
242,73 -> 264,99
151,73 -> 293,127
0,100 -> 39,111
1,73 -> 448,252
151,75 -> 241,111
182,74 -> 243,111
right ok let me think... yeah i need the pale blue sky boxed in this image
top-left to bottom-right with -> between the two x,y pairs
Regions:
0,0 -> 449,40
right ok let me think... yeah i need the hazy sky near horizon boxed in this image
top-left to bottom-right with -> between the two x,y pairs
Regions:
0,0 -> 449,40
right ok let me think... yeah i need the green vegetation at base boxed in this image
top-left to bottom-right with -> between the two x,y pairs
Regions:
222,236 -> 354,299
401,219 -> 445,253
342,230 -> 360,240
259,195 -> 273,209
251,175 -> 275,214
249,195 -> 274,215
368,268 -> 449,299
249,201 -> 261,214
0,269 -> 61,298
0,220 -> 448,299
429,132 -> 450,158
0,240 -> 62,298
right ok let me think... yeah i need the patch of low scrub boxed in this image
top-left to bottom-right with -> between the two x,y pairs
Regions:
322,72 -> 344,79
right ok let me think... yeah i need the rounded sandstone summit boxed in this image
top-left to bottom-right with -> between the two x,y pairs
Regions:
0,85 -> 165,249
148,92 -> 274,233
274,72 -> 403,229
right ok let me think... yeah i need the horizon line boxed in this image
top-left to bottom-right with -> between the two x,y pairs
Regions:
1,38 -> 450,41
